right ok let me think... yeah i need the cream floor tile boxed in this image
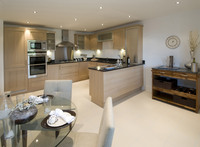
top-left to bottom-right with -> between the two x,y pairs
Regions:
10,80 -> 200,147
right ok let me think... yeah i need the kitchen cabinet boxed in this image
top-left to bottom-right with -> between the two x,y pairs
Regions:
126,25 -> 143,64
79,62 -> 89,80
25,29 -> 47,41
28,77 -> 46,92
88,62 -> 97,68
4,27 -> 27,93
47,64 -> 60,80
46,32 -> 56,50
74,34 -> 90,49
89,34 -> 102,50
152,68 -> 200,112
60,63 -> 79,82
113,28 -> 125,49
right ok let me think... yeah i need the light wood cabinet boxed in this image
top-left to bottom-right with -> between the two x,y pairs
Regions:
79,62 -> 89,80
4,68 -> 27,93
74,34 -> 90,49
28,77 -> 46,92
4,27 -> 27,93
88,62 -> 97,68
60,63 -> 79,82
47,64 -> 60,80
25,29 -> 47,40
89,34 -> 102,50
113,28 -> 125,49
126,25 -> 143,64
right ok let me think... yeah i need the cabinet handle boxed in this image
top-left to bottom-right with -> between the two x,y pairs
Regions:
160,72 -> 165,74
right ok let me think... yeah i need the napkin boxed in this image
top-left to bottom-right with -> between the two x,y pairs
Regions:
29,95 -> 48,104
49,109 -> 75,124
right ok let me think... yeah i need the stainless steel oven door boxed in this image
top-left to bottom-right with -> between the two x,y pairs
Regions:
28,53 -> 47,78
28,64 -> 47,78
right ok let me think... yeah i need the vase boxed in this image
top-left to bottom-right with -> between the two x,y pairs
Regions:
185,51 -> 194,69
0,91 -> 15,139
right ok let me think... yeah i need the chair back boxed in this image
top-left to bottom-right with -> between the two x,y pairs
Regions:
97,97 -> 115,147
44,80 -> 72,100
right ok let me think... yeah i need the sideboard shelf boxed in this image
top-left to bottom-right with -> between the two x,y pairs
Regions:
152,66 -> 200,113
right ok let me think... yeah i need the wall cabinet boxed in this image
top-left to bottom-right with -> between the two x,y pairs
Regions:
4,27 -> 27,93
25,29 -> 47,40
152,68 -> 200,112
46,32 -> 56,50
112,28 -> 125,49
89,34 -> 102,50
74,34 -> 90,49
126,25 -> 143,64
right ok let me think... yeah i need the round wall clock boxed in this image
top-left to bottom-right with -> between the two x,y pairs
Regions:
165,35 -> 180,49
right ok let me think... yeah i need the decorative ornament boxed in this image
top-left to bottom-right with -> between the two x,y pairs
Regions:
165,35 -> 180,49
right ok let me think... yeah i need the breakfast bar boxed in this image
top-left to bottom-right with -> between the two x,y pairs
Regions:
89,64 -> 144,107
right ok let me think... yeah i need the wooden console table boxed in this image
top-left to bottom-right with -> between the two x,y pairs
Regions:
152,66 -> 200,113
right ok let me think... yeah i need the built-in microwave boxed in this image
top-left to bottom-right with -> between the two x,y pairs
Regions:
27,40 -> 47,52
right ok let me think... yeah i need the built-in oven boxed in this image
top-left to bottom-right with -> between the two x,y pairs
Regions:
27,40 -> 47,52
28,52 -> 47,78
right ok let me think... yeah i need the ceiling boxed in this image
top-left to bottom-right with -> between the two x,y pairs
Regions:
0,0 -> 199,31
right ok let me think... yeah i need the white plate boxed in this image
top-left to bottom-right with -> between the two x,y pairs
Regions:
47,112 -> 72,127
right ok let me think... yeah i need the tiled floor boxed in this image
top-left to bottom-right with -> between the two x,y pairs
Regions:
11,80 -> 200,147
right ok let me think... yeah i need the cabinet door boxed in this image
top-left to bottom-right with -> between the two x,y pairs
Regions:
126,25 -> 143,63
89,34 -> 102,50
47,32 -> 56,50
88,62 -> 97,68
28,77 -> 46,92
4,27 -> 27,93
4,27 -> 26,68
113,28 -> 125,49
4,68 -> 27,93
26,29 -> 47,40
84,35 -> 90,49
60,63 -> 79,82
79,62 -> 89,80
47,65 -> 60,80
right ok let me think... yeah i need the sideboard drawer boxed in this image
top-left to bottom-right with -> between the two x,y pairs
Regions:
173,72 -> 196,81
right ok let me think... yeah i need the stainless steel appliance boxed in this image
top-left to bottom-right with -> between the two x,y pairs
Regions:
28,52 -> 47,78
55,30 -> 75,61
27,40 -> 47,52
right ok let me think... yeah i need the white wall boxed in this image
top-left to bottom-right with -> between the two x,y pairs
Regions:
143,9 -> 200,92
0,19 -> 4,93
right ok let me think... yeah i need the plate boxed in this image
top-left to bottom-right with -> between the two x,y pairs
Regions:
37,94 -> 54,99
47,112 -> 72,127
41,110 -> 76,130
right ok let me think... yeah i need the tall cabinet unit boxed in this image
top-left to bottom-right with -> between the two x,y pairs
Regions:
4,27 -> 27,93
126,25 -> 143,64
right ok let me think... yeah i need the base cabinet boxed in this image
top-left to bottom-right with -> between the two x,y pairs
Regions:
28,77 -> 46,92
152,68 -> 200,112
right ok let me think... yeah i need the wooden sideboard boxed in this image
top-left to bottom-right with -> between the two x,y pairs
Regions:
152,67 -> 200,112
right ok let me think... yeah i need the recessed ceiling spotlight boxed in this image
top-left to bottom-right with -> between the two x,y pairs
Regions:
60,25 -> 63,28
26,21 -> 30,24
101,24 -> 104,26
74,18 -> 77,21
100,6 -> 103,10
176,1 -> 180,4
33,11 -> 37,14
128,15 -> 131,18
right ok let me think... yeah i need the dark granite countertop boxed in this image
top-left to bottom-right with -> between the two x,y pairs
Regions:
88,63 -> 144,72
47,57 -> 118,65
152,66 -> 200,74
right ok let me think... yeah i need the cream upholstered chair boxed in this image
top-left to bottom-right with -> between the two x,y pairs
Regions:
44,80 -> 72,100
59,97 -> 115,147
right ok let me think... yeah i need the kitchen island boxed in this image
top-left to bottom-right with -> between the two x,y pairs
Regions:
89,63 -> 144,107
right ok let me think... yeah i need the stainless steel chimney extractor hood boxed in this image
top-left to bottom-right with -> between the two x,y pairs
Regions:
56,30 -> 75,48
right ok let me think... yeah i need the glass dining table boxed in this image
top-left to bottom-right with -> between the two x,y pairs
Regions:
1,96 -> 77,147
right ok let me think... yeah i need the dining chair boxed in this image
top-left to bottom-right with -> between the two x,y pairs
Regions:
44,80 -> 72,100
58,97 -> 115,147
